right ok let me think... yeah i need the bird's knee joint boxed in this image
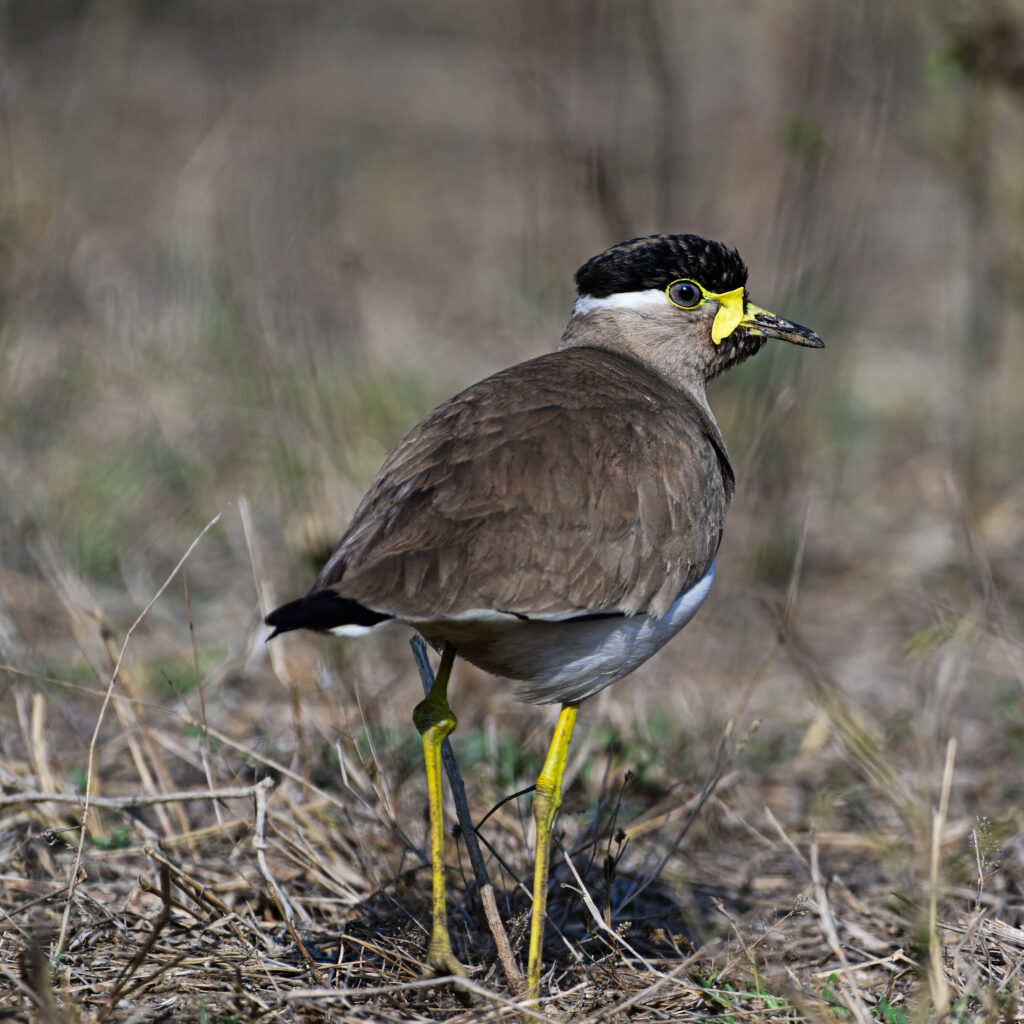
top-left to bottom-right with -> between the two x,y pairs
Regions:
413,697 -> 457,738
533,776 -> 562,822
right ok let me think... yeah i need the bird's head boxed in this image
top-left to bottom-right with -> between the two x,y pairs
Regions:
563,234 -> 823,389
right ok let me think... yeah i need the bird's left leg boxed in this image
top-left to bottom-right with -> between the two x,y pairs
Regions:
412,642 -> 467,977
526,702 -> 579,999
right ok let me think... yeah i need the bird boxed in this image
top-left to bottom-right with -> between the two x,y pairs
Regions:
266,233 -> 823,998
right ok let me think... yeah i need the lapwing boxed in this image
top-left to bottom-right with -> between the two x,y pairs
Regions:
266,233 -> 823,997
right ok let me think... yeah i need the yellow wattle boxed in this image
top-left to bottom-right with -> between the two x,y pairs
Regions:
711,286 -> 746,345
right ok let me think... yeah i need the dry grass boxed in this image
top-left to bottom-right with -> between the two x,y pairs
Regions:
3,1 -> 1024,1020
2,517 -> 1023,1021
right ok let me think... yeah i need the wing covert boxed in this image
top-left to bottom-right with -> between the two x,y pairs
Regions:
314,347 -> 733,620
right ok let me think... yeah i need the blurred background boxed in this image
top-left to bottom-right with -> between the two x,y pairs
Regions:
2,0 -> 1024,1009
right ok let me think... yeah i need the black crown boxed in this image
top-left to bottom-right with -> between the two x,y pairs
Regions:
575,234 -> 748,299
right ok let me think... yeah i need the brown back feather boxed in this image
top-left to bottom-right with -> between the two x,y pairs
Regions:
314,347 -> 733,620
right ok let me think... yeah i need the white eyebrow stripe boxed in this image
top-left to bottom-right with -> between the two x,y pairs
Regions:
572,289 -> 673,317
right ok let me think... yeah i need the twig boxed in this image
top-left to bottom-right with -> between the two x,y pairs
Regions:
779,498 -> 812,643
94,863 -> 174,1023
809,833 -> 872,1024
142,847 -> 265,951
809,832 -> 846,964
618,713 -> 761,911
410,636 -> 525,993
252,777 -> 324,984
183,566 -> 224,838
556,838 -> 663,977
582,957 -> 701,1019
288,972 -> 562,1021
811,949 -> 911,978
252,777 -> 298,921
2,782 -> 275,809
3,947 -> 49,1013
56,511 -> 223,960
929,737 -> 956,1014
763,804 -> 810,869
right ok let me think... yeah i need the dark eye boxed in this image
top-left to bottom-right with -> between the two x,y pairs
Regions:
667,279 -> 703,309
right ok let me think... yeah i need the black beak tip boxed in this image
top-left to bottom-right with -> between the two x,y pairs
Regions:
751,313 -> 824,349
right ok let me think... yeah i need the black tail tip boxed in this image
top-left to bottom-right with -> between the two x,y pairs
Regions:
265,591 -> 392,636
264,598 -> 306,639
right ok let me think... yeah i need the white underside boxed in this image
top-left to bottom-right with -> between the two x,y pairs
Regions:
333,562 -> 716,705
329,622 -> 380,637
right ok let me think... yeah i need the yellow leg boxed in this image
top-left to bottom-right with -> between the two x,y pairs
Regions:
412,644 -> 466,977
526,702 -> 579,1000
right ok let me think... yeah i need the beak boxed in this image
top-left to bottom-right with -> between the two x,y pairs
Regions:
740,301 -> 824,348
711,289 -> 824,348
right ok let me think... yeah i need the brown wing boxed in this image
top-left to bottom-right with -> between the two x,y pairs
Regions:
314,347 -> 734,620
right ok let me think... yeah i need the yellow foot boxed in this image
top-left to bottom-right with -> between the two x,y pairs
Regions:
424,934 -> 468,978
424,931 -> 474,1010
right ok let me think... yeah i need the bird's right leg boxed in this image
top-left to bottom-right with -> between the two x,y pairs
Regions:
412,642 -> 467,977
526,702 -> 579,999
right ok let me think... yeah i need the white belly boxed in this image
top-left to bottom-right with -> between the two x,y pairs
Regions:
414,562 -> 716,705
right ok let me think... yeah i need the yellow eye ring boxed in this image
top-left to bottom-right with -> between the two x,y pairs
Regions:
666,278 -> 706,309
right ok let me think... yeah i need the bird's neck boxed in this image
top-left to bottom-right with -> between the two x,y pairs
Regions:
559,310 -> 714,417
